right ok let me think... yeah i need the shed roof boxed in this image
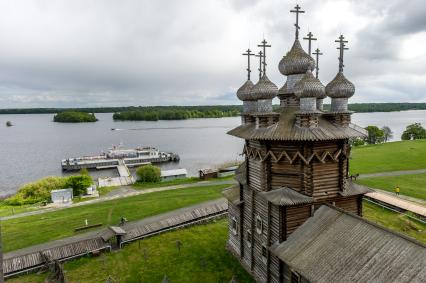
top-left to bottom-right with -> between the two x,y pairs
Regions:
340,181 -> 372,197
228,107 -> 367,141
222,185 -> 242,205
271,205 -> 426,283
161,168 -> 187,177
234,162 -> 247,185
259,187 -> 314,206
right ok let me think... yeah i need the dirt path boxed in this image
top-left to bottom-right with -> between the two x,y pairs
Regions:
358,169 -> 426,179
1,180 -> 235,221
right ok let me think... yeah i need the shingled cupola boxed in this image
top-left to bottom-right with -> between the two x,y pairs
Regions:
250,39 -> 279,128
325,35 -> 355,127
294,70 -> 325,128
237,49 -> 256,125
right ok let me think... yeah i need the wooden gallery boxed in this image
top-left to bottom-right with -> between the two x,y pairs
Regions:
223,4 -> 426,283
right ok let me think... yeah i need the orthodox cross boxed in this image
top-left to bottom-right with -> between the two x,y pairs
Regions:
312,48 -> 323,79
242,49 -> 255,81
290,4 -> 305,39
255,51 -> 263,80
303,32 -> 317,55
335,34 -> 348,72
257,39 -> 271,74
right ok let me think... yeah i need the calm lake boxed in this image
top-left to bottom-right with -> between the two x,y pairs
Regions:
1,110 -> 425,197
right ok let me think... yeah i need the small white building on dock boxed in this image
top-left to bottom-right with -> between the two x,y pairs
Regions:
51,188 -> 73,204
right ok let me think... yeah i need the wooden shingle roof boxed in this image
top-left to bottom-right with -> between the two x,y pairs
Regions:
259,187 -> 314,206
222,185 -> 242,205
228,107 -> 367,141
271,205 -> 426,283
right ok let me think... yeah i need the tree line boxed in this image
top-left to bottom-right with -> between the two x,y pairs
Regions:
2,103 -> 426,115
353,123 -> 426,146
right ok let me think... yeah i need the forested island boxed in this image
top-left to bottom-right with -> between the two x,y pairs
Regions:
53,111 -> 98,123
1,103 -> 426,121
113,106 -> 240,121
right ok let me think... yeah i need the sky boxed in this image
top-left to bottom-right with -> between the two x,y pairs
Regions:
0,0 -> 425,108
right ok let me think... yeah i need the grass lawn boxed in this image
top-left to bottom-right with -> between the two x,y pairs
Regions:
356,173 -> 426,200
9,219 -> 254,283
133,175 -> 235,190
350,140 -> 426,174
10,202 -> 425,283
362,201 -> 426,243
2,184 -> 229,252
0,202 -> 45,218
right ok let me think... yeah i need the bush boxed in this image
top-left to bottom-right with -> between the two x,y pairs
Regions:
5,177 -> 68,205
66,175 -> 93,196
365,126 -> 385,144
401,123 -> 426,140
136,165 -> 161,183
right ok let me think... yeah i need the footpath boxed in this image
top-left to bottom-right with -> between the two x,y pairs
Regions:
1,180 -> 236,221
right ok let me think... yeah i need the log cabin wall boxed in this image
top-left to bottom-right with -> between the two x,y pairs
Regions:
248,140 -> 266,192
252,193 -> 268,282
227,203 -> 241,254
242,186 -> 253,268
269,204 -> 281,283
269,141 -> 303,192
285,205 -> 312,237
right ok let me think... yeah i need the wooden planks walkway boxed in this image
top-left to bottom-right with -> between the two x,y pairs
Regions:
365,191 -> 426,218
3,198 -> 228,278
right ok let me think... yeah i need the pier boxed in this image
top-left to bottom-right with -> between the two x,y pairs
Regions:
98,160 -> 135,187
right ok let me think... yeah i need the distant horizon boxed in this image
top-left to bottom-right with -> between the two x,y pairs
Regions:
2,102 -> 426,111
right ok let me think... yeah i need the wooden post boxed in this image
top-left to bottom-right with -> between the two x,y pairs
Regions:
0,220 -> 3,283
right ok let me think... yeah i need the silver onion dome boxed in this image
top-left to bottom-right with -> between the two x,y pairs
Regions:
278,39 -> 315,76
236,80 -> 255,101
325,72 -> 355,98
250,74 -> 278,100
294,71 -> 325,98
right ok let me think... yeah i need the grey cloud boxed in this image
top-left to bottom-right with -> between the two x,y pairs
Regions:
0,0 -> 425,108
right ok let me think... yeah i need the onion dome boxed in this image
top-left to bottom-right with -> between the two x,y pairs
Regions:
294,71 -> 325,98
278,39 -> 315,76
236,80 -> 255,101
325,72 -> 355,98
250,74 -> 278,100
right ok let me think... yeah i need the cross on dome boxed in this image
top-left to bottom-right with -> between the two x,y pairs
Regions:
312,48 -> 323,79
335,35 -> 349,73
290,4 -> 305,39
255,51 -> 263,80
242,49 -> 255,81
303,32 -> 317,55
257,39 -> 271,74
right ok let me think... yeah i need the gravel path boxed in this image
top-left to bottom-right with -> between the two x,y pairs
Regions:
358,169 -> 426,179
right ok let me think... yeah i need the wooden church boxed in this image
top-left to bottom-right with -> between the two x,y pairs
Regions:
224,4 -> 426,283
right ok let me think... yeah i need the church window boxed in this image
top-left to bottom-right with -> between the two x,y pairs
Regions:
246,230 -> 252,247
231,217 -> 238,235
261,244 -> 267,263
255,215 -> 263,234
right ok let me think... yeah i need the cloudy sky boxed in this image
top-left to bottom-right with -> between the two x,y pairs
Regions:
0,0 -> 425,108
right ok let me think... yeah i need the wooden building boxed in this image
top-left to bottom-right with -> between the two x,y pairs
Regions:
221,4 -> 426,283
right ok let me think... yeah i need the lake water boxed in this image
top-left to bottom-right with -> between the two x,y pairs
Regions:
0,110 -> 425,197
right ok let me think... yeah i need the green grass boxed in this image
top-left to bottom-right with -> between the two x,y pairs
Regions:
363,201 -> 426,243
2,184 -> 229,252
356,173 -> 426,200
133,177 -> 201,189
8,219 -> 254,283
133,175 -> 235,190
10,203 -> 426,283
0,201 -> 45,217
350,140 -> 426,174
